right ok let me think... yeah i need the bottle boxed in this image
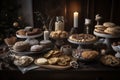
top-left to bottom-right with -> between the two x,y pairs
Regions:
55,16 -> 64,31
84,18 -> 91,34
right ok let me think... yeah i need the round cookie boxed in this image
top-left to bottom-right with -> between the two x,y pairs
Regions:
35,58 -> 48,65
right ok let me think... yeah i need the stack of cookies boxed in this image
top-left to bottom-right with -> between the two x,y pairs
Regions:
94,22 -> 120,35
34,50 -> 71,66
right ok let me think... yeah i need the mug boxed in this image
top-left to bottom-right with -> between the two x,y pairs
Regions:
60,45 -> 72,55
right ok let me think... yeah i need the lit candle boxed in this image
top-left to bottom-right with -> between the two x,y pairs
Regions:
74,12 -> 78,28
44,30 -> 49,40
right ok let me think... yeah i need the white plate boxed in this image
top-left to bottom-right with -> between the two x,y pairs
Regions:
16,32 -> 43,39
94,31 -> 120,38
68,39 -> 97,45
11,48 -> 51,55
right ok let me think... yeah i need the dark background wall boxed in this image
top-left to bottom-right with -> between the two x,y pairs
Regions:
33,0 -> 120,33
0,0 -> 120,37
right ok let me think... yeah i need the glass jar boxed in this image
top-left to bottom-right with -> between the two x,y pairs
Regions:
55,16 -> 64,31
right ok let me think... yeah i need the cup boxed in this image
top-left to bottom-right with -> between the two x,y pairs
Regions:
60,45 -> 72,55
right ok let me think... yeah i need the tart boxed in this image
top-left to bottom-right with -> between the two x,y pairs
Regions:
69,34 -> 96,43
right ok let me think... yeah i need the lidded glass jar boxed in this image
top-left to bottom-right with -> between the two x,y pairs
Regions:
55,16 -> 64,31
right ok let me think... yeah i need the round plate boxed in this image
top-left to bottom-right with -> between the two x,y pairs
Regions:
68,39 -> 97,45
11,48 -> 52,55
14,56 -> 34,67
94,31 -> 120,38
16,32 -> 43,38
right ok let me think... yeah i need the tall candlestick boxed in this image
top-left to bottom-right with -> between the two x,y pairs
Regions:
74,12 -> 78,28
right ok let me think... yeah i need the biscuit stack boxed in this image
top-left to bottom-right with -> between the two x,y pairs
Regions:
35,50 -> 71,66
94,22 -> 120,35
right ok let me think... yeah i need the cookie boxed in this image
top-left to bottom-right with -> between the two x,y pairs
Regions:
35,58 -> 48,65
48,57 -> 59,65
100,55 -> 119,67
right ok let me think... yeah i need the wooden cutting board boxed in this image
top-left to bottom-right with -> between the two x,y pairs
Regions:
34,60 -> 71,70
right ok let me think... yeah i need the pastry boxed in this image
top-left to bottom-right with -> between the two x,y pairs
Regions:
94,25 -> 106,33
100,55 -> 120,67
69,34 -> 96,43
4,36 -> 17,46
103,22 -> 115,27
50,30 -> 68,39
81,50 -> 99,60
104,27 -> 120,35
16,29 -> 26,36
16,28 -> 42,36
35,58 -> 48,65
13,41 -> 30,52
26,28 -> 42,36
30,45 -> 43,52
48,57 -> 59,65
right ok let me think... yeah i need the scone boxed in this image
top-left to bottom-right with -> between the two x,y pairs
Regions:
100,55 -> 120,67
81,50 -> 99,60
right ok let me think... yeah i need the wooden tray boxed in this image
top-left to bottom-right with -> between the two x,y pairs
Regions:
34,60 -> 71,70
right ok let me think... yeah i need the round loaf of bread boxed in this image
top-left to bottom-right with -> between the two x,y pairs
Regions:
30,45 -> 43,52
81,50 -> 99,59
103,22 -> 115,27
13,41 -> 30,52
104,27 -> 120,35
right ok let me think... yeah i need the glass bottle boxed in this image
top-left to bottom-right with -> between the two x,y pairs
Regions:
55,16 -> 64,31
84,18 -> 91,34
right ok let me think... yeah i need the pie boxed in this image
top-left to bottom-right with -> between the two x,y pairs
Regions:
69,34 -> 96,43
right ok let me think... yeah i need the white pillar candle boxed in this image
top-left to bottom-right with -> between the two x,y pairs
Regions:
44,30 -> 49,40
74,12 -> 78,28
